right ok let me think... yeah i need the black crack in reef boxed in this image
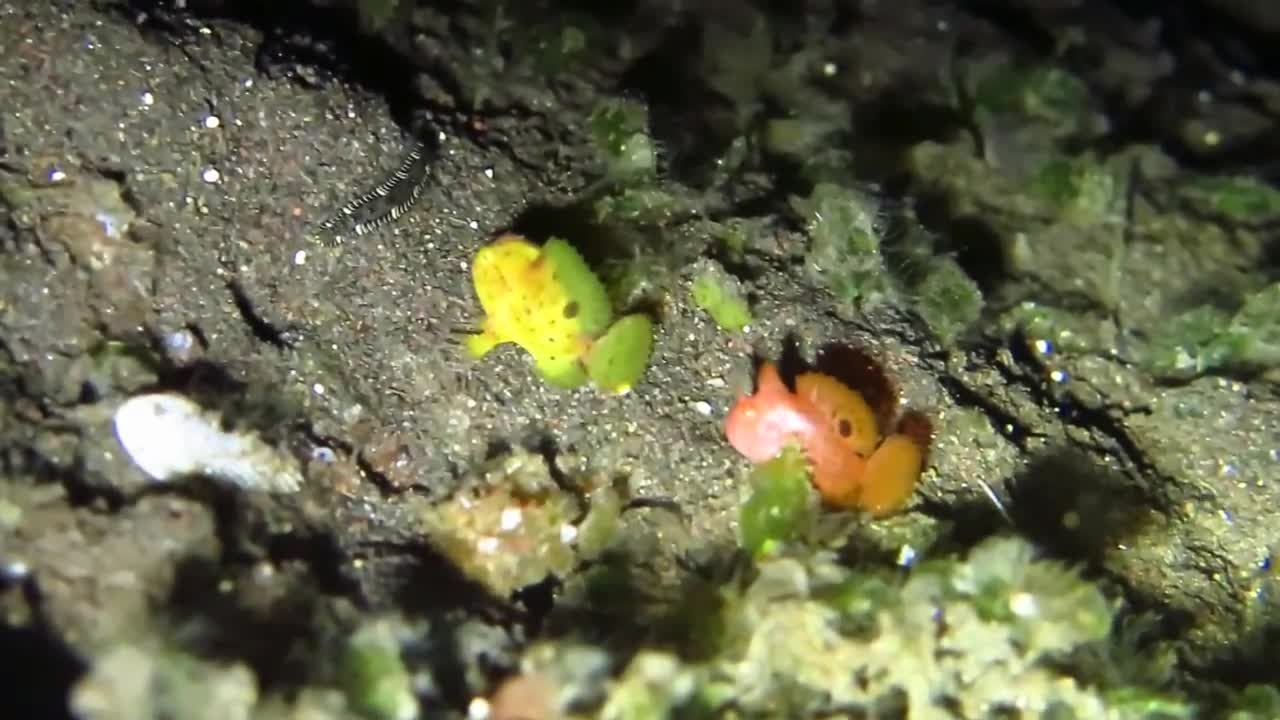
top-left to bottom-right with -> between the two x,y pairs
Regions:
2,0 -> 1280,717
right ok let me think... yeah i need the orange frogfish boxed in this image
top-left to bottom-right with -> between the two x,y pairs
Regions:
725,362 -> 928,516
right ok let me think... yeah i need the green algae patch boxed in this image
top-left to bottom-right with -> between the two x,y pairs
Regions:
969,62 -> 1093,134
341,619 -> 418,720
1180,175 -> 1280,223
1030,154 -> 1122,223
690,262 -> 753,333
791,182 -> 894,310
1143,283 -> 1280,380
589,99 -> 657,183
739,445 -> 815,558
910,257 -> 984,346
485,533 -> 1211,718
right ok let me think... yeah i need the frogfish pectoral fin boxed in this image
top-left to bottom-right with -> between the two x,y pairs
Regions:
859,434 -> 924,517
465,326 -> 502,359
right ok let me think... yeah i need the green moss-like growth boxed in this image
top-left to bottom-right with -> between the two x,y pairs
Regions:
356,0 -> 400,34
948,536 -> 1113,654
593,187 -> 687,225
589,100 -> 657,183
1103,687 -> 1196,719
70,644 -> 259,720
719,535 -> 1118,716
1143,283 -> 1280,380
910,257 -> 984,345
598,652 -> 699,720
972,63 -> 1091,129
1227,684 -> 1280,719
739,445 -> 815,558
762,117 -> 842,162
500,534 -> 1201,718
1180,175 -> 1280,222
1031,154 -> 1121,223
999,300 -> 1109,355
575,484 -> 624,561
792,182 -> 894,309
707,218 -> 752,260
690,262 -> 753,333
341,620 -> 418,720
532,25 -> 587,76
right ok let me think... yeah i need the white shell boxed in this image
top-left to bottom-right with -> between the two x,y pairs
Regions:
113,393 -> 302,493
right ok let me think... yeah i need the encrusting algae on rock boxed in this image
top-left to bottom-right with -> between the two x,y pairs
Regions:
467,234 -> 654,394
725,361 -> 928,515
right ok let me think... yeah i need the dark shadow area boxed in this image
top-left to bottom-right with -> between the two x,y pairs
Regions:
508,200 -> 681,318
152,483 -> 362,688
509,199 -> 623,265
0,577 -> 85,720
911,442 -> 1159,576
912,192 -> 1011,296
164,553 -> 327,689
6,444 -> 127,512
372,539 -> 523,707
542,539 -> 744,664
1202,608 -> 1280,687
372,540 -> 517,623
1005,446 -> 1157,568
618,20 -> 743,190
847,85 -> 972,184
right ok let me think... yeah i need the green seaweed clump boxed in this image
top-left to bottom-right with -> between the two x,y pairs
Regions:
356,0 -> 400,34
1227,684 -> 1280,719
791,182 -> 894,310
690,261 -> 753,333
598,652 -> 700,720
593,186 -> 690,226
738,445 -> 815,558
488,535 -> 1204,719
1143,283 -> 1280,380
341,619 -> 418,720
910,257 -> 984,346
1180,175 -> 1280,223
999,300 -> 1112,355
969,62 -> 1093,135
590,99 -> 657,183
70,644 -> 259,720
1031,154 -> 1122,224
714,535 -> 1120,717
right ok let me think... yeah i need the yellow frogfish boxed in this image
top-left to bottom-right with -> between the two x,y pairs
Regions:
467,234 -> 653,394
724,362 -> 929,516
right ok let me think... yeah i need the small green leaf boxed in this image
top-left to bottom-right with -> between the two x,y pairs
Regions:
691,268 -> 753,333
